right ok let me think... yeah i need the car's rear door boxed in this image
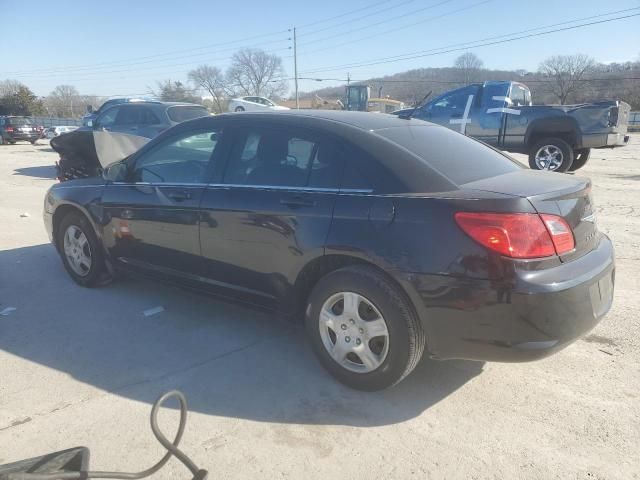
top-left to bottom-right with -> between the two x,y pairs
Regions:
198,124 -> 343,309
101,126 -> 224,278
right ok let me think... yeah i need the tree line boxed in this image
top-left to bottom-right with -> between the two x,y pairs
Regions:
2,50 -> 639,118
0,48 -> 287,117
306,53 -> 640,109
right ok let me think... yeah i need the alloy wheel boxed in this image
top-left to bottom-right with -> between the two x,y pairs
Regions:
534,145 -> 564,171
63,225 -> 92,277
318,291 -> 390,373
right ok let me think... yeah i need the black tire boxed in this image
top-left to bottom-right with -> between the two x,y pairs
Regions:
568,148 -> 591,171
305,265 -> 425,391
528,137 -> 574,172
234,106 -> 245,112
30,140 -> 37,145
57,211 -> 107,287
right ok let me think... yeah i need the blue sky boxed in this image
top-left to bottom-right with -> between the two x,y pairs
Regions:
2,0 -> 639,97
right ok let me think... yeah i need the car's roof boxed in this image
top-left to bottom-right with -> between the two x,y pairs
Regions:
212,109 -> 435,132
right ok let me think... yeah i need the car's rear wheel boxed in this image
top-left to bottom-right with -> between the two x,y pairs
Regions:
57,211 -> 107,287
234,106 -> 245,112
305,265 -> 425,391
529,137 -> 574,172
569,148 -> 591,171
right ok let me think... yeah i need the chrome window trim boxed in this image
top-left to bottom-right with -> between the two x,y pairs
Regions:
109,181 -> 373,194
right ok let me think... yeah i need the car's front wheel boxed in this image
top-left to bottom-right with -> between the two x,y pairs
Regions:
305,265 -> 425,391
234,106 -> 245,112
57,211 -> 107,287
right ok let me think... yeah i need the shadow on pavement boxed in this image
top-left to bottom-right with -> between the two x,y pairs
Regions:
0,244 -> 483,427
13,165 -> 57,179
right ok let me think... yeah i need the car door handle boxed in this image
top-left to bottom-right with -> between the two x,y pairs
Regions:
280,196 -> 317,208
168,191 -> 192,201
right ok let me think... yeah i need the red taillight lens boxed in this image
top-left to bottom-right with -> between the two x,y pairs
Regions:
455,212 -> 573,258
540,214 -> 575,254
5,126 -> 14,132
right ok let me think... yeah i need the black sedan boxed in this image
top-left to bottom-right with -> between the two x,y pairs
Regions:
43,110 -> 615,391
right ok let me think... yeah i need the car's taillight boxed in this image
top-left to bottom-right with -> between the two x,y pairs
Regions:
454,212 -> 574,258
5,126 -> 14,132
539,214 -> 575,254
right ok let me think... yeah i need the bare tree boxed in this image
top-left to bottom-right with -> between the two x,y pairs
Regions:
454,52 -> 484,84
46,85 -> 81,117
0,79 -> 25,97
227,48 -> 287,98
538,54 -> 596,104
188,65 -> 229,113
153,80 -> 201,103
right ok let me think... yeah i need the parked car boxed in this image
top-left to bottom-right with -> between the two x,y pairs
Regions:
46,126 -> 79,139
82,97 -> 156,127
393,81 -> 630,172
52,101 -> 210,180
43,111 -> 614,391
228,96 -> 289,112
0,116 -> 40,145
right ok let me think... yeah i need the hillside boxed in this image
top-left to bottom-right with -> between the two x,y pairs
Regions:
300,64 -> 640,108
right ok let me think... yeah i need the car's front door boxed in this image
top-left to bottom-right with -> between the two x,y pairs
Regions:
101,126 -> 224,278
198,125 -> 343,309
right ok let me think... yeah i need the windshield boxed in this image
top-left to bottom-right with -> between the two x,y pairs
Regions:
166,106 -> 209,122
7,117 -> 33,125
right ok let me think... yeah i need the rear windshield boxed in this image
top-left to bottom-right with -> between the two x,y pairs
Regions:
375,125 -> 522,185
167,106 -> 209,123
7,117 -> 33,125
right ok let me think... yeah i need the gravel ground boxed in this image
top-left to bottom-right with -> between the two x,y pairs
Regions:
0,137 -> 638,479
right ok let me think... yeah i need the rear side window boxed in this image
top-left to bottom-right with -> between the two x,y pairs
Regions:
167,106 -> 209,123
376,126 -> 522,185
224,127 -> 344,189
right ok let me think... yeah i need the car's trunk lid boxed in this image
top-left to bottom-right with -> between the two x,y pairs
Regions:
462,170 -> 599,262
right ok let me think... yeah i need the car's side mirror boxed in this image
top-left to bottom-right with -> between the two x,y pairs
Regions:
86,105 -> 93,113
104,162 -> 129,182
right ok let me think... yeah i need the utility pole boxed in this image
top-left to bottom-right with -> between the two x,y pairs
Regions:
293,27 -> 299,109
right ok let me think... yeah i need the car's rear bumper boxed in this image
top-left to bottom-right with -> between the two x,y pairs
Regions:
3,132 -> 39,141
399,235 -> 615,362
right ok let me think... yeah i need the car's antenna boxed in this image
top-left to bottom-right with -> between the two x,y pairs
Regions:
398,90 -> 432,120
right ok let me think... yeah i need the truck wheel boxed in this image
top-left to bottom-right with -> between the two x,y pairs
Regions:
529,137 -> 574,172
305,265 -> 425,391
569,149 -> 591,171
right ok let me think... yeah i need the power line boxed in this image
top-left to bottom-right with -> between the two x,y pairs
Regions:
3,0 -> 404,77
298,0 -> 459,48
7,40 -> 292,78
299,12 -> 640,75
298,76 -> 640,84
3,31 -> 291,76
296,0 -> 394,28
297,0 -> 419,38
11,48 -> 292,81
297,0 -> 491,54
300,6 -> 640,67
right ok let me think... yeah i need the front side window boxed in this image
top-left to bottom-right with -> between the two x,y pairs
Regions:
95,107 -> 119,128
432,87 -> 476,111
131,129 -> 221,184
